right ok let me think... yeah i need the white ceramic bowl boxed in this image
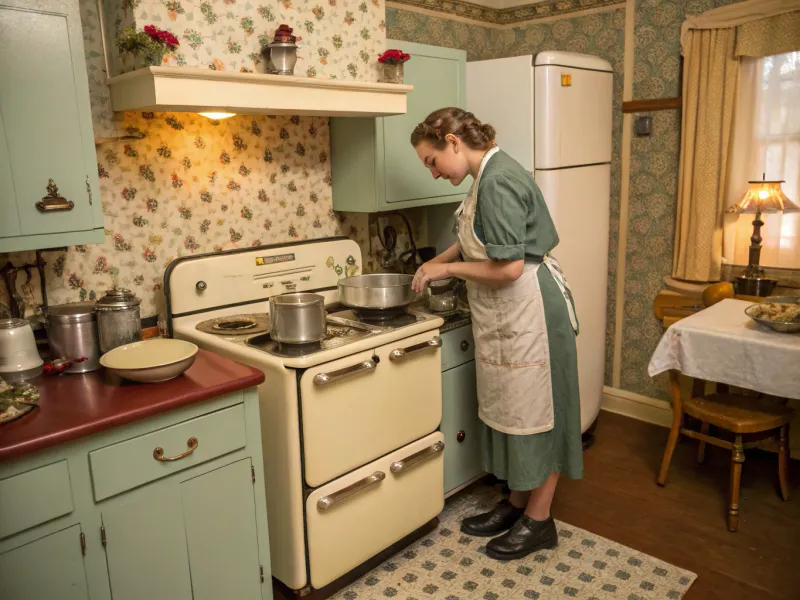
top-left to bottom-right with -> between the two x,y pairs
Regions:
100,339 -> 199,383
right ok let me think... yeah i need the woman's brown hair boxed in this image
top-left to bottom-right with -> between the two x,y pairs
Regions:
410,107 -> 496,150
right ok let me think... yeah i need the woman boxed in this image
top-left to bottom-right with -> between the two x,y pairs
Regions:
410,108 -> 582,561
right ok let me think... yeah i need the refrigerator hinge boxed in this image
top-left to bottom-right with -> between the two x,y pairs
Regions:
251,465 -> 256,483
101,525 -> 107,547
80,532 -> 87,555
260,564 -> 264,583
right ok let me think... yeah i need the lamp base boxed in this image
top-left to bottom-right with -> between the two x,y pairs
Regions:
733,275 -> 777,297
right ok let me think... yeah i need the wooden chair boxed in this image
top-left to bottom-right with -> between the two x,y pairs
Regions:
657,371 -> 793,532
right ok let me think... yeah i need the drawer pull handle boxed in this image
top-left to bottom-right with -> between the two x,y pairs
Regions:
457,430 -> 466,442
390,441 -> 445,474
460,340 -> 470,352
314,359 -> 376,385
36,179 -> 74,212
153,437 -> 198,461
389,336 -> 442,361
317,471 -> 385,511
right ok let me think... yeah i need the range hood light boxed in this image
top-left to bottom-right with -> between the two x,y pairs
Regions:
198,112 -> 237,120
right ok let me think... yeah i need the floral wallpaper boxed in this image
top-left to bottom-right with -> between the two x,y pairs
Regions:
0,0 -> 434,321
103,0 -> 386,81
388,6 -> 625,388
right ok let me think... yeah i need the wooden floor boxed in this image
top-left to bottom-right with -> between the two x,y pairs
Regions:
275,412 -> 800,600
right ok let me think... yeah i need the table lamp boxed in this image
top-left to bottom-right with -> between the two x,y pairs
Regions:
729,174 -> 798,297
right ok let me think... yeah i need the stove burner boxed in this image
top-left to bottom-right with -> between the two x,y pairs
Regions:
213,318 -> 257,331
352,307 -> 408,321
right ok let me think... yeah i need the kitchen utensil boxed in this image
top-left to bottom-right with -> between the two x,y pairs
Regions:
745,297 -> 800,333
96,287 -> 142,353
269,292 -> 327,344
426,278 -> 465,313
1,262 -> 24,319
43,357 -> 88,375
46,302 -> 101,373
100,339 -> 198,383
338,273 -> 416,310
0,318 -> 43,382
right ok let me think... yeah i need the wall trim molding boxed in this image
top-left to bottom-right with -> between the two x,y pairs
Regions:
387,0 -> 625,27
602,386 -> 672,428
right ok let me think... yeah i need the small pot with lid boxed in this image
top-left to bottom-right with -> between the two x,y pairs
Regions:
96,287 -> 142,354
46,302 -> 101,373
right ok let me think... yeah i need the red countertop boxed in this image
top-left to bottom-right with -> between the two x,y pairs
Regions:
0,349 -> 265,462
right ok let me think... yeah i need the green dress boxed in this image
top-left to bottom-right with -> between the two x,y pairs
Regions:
472,150 -> 583,491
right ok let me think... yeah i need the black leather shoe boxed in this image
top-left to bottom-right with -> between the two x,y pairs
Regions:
460,500 -> 524,537
486,515 -> 558,561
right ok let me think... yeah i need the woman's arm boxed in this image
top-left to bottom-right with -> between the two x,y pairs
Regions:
412,257 -> 523,291
429,241 -> 461,264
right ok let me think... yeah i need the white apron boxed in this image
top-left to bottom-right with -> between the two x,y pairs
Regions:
455,147 -> 578,435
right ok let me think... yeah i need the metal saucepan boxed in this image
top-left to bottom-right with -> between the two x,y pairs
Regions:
338,274 -> 416,311
269,293 -> 327,344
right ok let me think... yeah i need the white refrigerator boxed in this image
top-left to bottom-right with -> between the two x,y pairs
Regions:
466,51 -> 613,434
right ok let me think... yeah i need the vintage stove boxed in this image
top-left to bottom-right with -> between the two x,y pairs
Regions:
165,237 -> 446,595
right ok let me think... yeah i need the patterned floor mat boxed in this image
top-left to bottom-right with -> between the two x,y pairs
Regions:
331,484 -> 697,600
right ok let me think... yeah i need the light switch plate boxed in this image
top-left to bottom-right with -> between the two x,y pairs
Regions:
634,115 -> 652,137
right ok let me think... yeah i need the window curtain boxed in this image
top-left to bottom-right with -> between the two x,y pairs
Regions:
672,0 -> 800,282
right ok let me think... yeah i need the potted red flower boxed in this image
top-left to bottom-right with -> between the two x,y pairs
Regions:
378,49 -> 410,84
117,24 -> 180,69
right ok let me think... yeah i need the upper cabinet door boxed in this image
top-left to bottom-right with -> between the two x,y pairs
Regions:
0,0 -> 103,252
381,42 -> 470,205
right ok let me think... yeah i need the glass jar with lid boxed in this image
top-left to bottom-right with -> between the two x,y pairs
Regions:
95,288 -> 142,354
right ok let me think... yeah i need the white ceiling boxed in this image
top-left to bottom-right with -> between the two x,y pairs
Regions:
468,0 -> 548,8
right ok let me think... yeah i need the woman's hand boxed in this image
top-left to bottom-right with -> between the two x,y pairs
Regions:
412,262 -> 451,292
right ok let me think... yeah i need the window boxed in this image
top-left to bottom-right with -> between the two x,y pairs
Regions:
724,51 -> 800,270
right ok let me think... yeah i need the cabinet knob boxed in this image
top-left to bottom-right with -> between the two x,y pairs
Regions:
457,430 -> 466,443
196,281 -> 207,292
460,340 -> 470,352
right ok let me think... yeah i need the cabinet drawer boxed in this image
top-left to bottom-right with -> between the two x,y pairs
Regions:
0,460 -> 73,539
89,404 -> 247,501
441,324 -> 475,371
442,363 -> 484,495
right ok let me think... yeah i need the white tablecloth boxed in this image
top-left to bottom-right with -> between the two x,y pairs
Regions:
648,299 -> 800,400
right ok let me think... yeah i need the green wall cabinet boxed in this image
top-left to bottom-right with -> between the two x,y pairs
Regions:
0,390 -> 272,600
330,40 -> 469,213
0,0 -> 104,253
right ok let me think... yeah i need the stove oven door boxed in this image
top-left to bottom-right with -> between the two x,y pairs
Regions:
305,431 -> 444,590
300,330 -> 442,488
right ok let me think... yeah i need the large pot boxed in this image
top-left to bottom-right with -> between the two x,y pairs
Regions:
338,274 -> 415,311
269,293 -> 326,344
46,302 -> 101,373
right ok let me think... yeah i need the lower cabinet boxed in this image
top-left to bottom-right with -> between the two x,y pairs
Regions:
0,525 -> 90,600
102,458 -> 262,600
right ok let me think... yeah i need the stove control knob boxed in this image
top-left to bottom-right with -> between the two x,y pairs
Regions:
196,281 -> 207,292
460,340 -> 470,352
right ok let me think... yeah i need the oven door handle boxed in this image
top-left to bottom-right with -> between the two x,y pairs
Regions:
390,441 -> 445,474
316,471 -> 386,511
389,336 -> 442,362
313,358 -> 377,386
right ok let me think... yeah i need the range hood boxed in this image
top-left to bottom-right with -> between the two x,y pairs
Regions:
106,67 -> 413,118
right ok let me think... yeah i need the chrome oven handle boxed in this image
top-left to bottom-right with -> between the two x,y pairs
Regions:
390,441 -> 445,474
389,336 -> 442,361
317,471 -> 385,511
313,359 -> 377,386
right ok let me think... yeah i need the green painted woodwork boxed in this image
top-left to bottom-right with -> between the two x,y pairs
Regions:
89,401 -> 247,501
0,0 -> 103,253
0,525 -> 89,600
0,388 -> 272,600
440,324 -> 475,372
181,459 -> 264,600
330,40 -> 469,213
0,459 -> 73,539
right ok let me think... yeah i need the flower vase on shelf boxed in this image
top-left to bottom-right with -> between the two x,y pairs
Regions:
381,62 -> 404,84
145,51 -> 164,67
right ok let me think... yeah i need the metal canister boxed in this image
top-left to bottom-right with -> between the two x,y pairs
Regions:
46,303 -> 101,373
95,288 -> 142,354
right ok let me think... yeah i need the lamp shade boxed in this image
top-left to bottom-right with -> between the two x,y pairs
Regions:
733,178 -> 798,214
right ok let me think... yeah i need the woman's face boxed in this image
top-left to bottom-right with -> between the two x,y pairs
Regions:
414,137 -> 470,186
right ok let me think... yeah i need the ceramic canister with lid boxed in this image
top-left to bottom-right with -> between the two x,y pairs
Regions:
46,302 -> 101,373
0,318 -> 44,382
95,287 -> 142,354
